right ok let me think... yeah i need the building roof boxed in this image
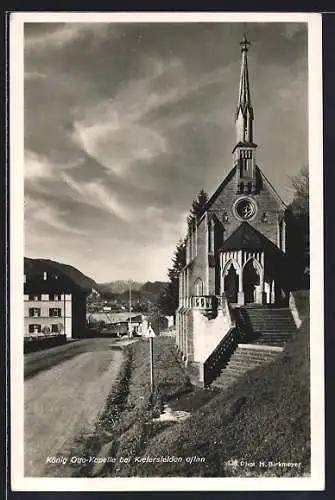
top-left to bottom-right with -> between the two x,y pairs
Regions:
219,221 -> 284,256
24,258 -> 92,294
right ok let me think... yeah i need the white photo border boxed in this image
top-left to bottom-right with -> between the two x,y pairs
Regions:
10,11 -> 324,492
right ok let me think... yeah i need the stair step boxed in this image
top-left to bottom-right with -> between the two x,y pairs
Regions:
213,379 -> 238,388
231,355 -> 278,363
217,371 -> 242,381
245,312 -> 293,316
233,349 -> 281,358
253,339 -> 290,346
251,324 -> 296,328
247,311 -> 293,316
248,324 -> 295,328
222,366 -> 260,376
252,332 -> 296,337
248,320 -> 295,324
227,359 -> 271,369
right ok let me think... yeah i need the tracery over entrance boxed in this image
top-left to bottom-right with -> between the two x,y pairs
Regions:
221,251 -> 267,305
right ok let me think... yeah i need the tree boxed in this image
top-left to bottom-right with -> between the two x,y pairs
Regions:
158,189 -> 208,317
147,303 -> 168,335
187,189 -> 209,228
286,166 -> 309,289
158,239 -> 186,318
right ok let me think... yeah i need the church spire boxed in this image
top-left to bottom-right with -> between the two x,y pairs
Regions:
235,32 -> 254,145
233,31 -> 258,195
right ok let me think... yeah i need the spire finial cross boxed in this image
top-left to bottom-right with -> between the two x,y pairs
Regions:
240,34 -> 250,52
240,23 -> 250,52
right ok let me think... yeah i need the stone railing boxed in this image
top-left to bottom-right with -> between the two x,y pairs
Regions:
202,326 -> 239,386
191,295 -> 218,318
217,293 -> 236,328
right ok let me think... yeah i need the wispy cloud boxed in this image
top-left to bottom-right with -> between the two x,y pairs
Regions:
25,22 -> 111,53
61,173 -> 132,221
24,71 -> 47,80
25,196 -> 85,235
72,57 -> 235,180
281,23 -> 305,39
25,150 -> 54,180
25,150 -> 84,181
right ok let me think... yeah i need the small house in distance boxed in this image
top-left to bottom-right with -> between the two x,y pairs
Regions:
86,311 -> 145,337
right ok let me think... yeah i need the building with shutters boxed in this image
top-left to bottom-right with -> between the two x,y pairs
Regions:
24,260 -> 89,339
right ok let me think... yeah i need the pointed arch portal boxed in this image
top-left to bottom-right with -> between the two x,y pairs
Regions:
223,262 -> 239,303
243,259 -> 260,303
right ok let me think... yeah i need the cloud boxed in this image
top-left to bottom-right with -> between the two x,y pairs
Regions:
25,196 -> 85,235
281,23 -> 305,39
72,112 -> 167,177
24,23 -> 111,53
61,173 -> 132,221
72,57 -> 235,181
24,150 -> 84,181
25,150 -> 54,180
24,71 -> 47,80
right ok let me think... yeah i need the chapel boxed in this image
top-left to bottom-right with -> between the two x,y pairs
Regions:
176,35 -> 297,385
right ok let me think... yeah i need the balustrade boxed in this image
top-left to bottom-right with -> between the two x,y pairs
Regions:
191,295 -> 214,310
203,327 -> 239,386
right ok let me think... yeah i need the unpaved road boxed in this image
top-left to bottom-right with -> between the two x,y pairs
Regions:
24,339 -> 125,477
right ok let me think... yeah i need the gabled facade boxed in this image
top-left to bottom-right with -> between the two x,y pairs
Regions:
24,260 -> 89,339
176,36 -> 292,374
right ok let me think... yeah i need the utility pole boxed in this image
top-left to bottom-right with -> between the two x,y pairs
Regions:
129,278 -> 132,338
149,336 -> 154,394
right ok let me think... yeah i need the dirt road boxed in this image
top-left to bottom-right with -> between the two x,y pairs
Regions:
24,339 -> 124,477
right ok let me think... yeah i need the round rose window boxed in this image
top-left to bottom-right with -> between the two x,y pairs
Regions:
235,198 -> 256,220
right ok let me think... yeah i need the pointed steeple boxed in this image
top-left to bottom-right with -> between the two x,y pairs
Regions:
235,32 -> 254,145
233,32 -> 258,195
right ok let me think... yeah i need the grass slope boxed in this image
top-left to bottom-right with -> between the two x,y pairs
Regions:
130,320 -> 310,477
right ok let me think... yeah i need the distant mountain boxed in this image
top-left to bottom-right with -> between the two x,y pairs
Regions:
97,280 -> 168,301
99,280 -> 143,294
24,258 -> 168,301
141,281 -> 167,294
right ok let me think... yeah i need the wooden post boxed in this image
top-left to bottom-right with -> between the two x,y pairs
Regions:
149,336 -> 154,394
129,279 -> 132,338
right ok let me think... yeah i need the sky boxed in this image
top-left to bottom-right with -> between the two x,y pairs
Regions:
24,21 -> 308,283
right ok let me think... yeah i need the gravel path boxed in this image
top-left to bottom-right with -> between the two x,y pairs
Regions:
24,342 -> 124,477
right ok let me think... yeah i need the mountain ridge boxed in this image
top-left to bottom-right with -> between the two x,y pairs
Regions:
24,257 -> 167,300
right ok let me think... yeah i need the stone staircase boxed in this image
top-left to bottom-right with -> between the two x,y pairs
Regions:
212,344 -> 283,389
208,306 -> 297,389
235,306 -> 297,347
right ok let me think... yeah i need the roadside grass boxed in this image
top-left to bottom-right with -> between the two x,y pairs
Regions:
67,337 -> 192,477
129,319 -> 310,477
110,337 -> 192,477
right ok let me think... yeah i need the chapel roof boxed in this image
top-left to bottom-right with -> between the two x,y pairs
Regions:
219,221 -> 284,256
